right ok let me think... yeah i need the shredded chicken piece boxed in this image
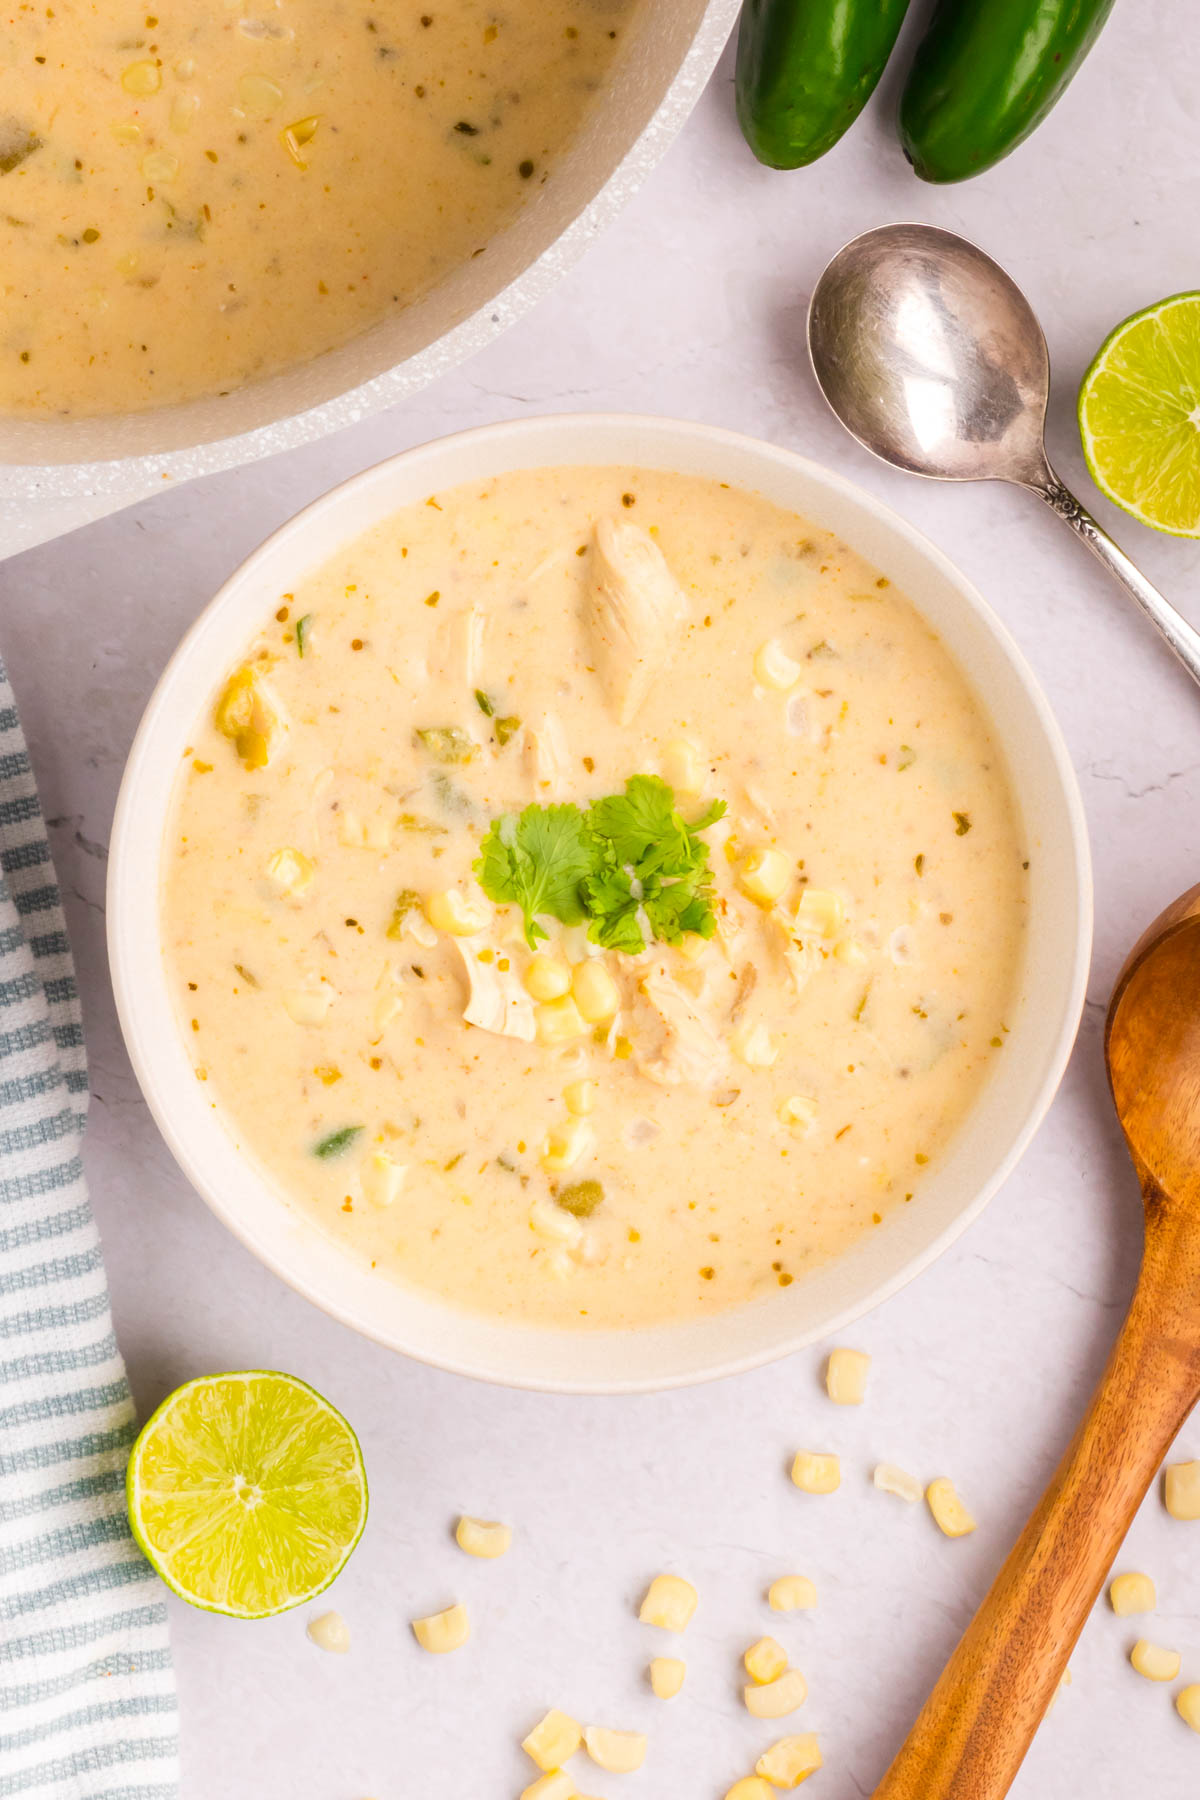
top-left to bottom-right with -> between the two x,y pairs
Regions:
634,961 -> 727,1088
774,916 -> 818,997
524,712 -> 570,797
584,515 -> 689,725
455,942 -> 536,1041
729,962 -> 758,1022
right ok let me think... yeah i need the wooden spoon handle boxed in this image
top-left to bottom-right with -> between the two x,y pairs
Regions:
873,1205 -> 1200,1800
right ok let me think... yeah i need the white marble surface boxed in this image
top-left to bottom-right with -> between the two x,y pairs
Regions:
3,6 -> 1200,1794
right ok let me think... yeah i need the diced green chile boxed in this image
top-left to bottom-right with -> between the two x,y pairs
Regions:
313,1125 -> 363,1159
555,1179 -> 604,1218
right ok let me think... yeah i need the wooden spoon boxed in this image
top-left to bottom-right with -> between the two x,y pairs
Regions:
873,883 -> 1200,1800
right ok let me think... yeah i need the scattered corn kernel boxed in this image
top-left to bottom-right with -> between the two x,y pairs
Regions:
1130,1639 -> 1180,1682
1109,1571 -> 1156,1616
744,1668 -> 808,1719
677,931 -> 710,963
110,120 -> 141,144
825,1346 -> 870,1405
794,888 -> 843,938
522,1710 -> 582,1772
779,1094 -> 817,1135
873,1464 -> 922,1504
529,1197 -> 583,1247
282,988 -> 333,1026
266,846 -> 315,894
571,960 -> 619,1024
521,1774 -> 576,1800
768,1575 -> 817,1613
583,1726 -> 646,1773
662,737 -> 704,794
649,1656 -> 685,1699
756,1734 -> 823,1788
238,72 -> 284,116
563,1078 -> 598,1117
215,665 -> 275,769
541,1117 -> 595,1174
524,954 -> 572,1001
744,1637 -> 788,1685
725,1781 -> 775,1800
833,936 -> 867,965
281,114 -> 321,167
360,1149 -> 405,1209
535,994 -> 589,1046
170,92 -> 199,134
1165,1460 -> 1200,1520
639,1573 -> 698,1632
410,1602 -> 470,1654
737,846 -> 791,906
926,1477 -> 977,1538
1176,1685 -> 1200,1733
338,809 -> 393,851
121,58 -> 161,95
455,1515 -> 512,1559
734,1022 -> 779,1069
425,888 -> 489,936
754,639 -> 803,690
306,1610 -> 349,1653
791,1452 -> 840,1495
140,149 -> 180,182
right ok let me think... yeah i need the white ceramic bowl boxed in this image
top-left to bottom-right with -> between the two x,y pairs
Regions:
108,415 -> 1092,1393
0,0 -> 738,509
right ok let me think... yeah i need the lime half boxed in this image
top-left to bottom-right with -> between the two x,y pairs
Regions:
127,1370 -> 368,1618
1079,291 -> 1200,537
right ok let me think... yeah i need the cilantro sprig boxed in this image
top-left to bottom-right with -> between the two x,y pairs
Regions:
474,774 -> 726,952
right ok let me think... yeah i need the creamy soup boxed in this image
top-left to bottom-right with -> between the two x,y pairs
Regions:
163,467 -> 1027,1331
0,1 -> 630,417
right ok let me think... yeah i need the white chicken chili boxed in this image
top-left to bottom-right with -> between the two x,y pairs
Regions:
163,466 -> 1027,1330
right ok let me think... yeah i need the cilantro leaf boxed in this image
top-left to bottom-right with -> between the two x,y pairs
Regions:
474,804 -> 597,947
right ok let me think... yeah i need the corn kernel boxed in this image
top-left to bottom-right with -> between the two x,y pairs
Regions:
649,1656 -> 685,1699
768,1575 -> 817,1613
535,995 -> 589,1046
734,1022 -> 779,1069
338,810 -> 393,851
522,1710 -> 582,1771
826,1347 -> 870,1405
873,1464 -> 922,1504
756,1734 -> 823,1788
281,114 -> 321,167
425,888 -> 489,936
571,960 -> 619,1024
563,1079 -> 597,1117
677,931 -> 710,962
238,72 -> 284,116
725,1781 -> 775,1800
1176,1685 -> 1200,1733
737,846 -> 791,906
521,1775 -> 576,1800
541,1118 -> 594,1174
411,1602 -> 469,1654
1130,1639 -> 1180,1682
779,1094 -> 817,1135
170,92 -> 199,134
524,954 -> 571,1001
794,888 -> 844,938
360,1150 -> 405,1209
926,1477 -> 977,1537
306,1610 -> 349,1653
791,1452 -> 840,1495
661,737 -> 704,794
140,149 -> 179,182
754,639 -> 802,690
111,120 -> 142,144
121,59 -> 161,95
583,1726 -> 646,1773
266,846 -> 314,894
639,1573 -> 697,1632
834,936 -> 867,965
1109,1571 -> 1155,1616
744,1637 -> 788,1684
215,666 -> 275,769
1165,1460 -> 1200,1520
744,1668 -> 807,1719
282,988 -> 333,1026
529,1197 -> 582,1247
455,1515 -> 512,1559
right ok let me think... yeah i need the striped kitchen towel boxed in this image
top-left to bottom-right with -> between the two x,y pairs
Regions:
0,655 -> 179,1798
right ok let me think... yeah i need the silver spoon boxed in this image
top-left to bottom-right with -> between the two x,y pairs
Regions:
808,222 -> 1200,688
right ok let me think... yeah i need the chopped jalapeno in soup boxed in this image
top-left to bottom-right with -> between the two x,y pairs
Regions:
0,1 -> 632,417
163,468 -> 1026,1330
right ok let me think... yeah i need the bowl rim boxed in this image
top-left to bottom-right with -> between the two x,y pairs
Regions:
107,412 -> 1094,1392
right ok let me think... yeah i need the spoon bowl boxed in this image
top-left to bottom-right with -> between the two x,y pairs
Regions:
809,223 -> 1200,689
1108,885 -> 1200,1201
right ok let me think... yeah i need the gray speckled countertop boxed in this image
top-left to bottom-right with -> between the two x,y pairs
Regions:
4,8 -> 1200,1794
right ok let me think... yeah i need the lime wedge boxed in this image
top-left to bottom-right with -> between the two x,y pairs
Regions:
126,1370 -> 367,1618
1079,292 -> 1200,537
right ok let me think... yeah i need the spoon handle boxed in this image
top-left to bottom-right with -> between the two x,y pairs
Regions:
871,1198 -> 1200,1800
1028,467 -> 1200,689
